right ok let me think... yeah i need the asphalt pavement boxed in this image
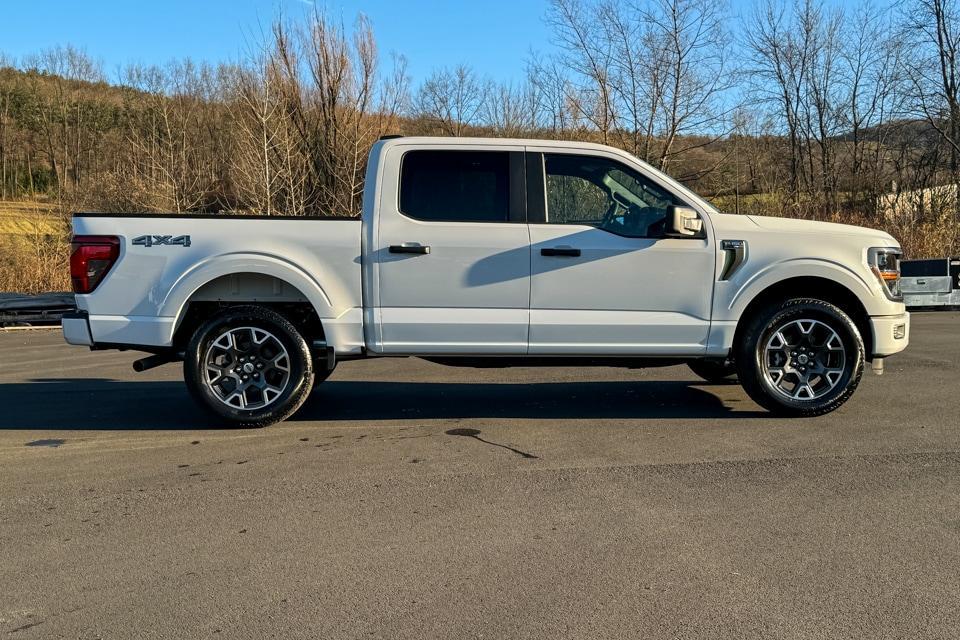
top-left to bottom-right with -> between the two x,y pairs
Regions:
1,314 -> 958,639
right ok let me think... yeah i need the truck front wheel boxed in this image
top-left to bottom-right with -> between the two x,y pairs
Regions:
735,298 -> 864,417
184,305 -> 314,428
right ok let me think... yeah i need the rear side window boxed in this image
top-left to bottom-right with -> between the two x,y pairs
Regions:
399,150 -> 510,222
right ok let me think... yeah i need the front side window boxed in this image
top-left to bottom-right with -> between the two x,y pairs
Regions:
544,154 -> 685,237
400,150 -> 510,223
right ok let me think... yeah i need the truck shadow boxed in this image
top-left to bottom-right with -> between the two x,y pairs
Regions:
0,378 -> 763,431
301,380 -> 763,422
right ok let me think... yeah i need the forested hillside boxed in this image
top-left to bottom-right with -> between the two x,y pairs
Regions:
2,0 -> 960,292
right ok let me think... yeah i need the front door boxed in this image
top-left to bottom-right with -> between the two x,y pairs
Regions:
526,150 -> 715,355
374,147 -> 530,354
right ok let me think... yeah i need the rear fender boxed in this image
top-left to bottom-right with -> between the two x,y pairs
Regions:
161,253 -> 336,333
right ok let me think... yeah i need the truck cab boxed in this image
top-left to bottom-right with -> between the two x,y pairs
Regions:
64,137 -> 910,426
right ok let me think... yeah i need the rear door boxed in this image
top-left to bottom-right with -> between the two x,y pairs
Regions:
526,149 -> 715,355
373,145 -> 531,354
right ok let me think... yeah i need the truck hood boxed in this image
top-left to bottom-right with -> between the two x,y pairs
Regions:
744,214 -> 898,245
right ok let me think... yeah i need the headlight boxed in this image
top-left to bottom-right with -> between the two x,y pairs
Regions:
868,247 -> 903,301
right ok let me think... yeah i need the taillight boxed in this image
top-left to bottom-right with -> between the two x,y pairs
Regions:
71,235 -> 120,294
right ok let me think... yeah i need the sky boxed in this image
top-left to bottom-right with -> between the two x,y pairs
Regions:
0,0 -> 872,86
0,0 -> 555,85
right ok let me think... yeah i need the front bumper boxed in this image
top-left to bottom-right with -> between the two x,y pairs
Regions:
62,311 -> 94,346
870,312 -> 910,357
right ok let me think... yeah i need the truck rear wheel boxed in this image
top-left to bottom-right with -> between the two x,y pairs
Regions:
184,305 -> 314,428
735,298 -> 864,417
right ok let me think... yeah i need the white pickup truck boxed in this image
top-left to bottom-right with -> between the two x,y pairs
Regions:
64,137 -> 910,426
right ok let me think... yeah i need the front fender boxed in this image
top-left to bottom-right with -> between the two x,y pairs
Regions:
705,257 -> 885,357
723,257 -> 881,320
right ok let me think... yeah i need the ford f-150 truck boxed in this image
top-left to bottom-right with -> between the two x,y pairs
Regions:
63,137 -> 910,426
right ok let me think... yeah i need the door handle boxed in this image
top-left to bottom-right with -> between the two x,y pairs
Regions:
541,247 -> 581,257
389,244 -> 431,255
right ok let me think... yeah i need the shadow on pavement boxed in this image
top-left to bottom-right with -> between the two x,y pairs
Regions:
0,377 -> 764,430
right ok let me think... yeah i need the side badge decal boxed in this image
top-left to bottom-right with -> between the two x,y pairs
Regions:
132,235 -> 192,248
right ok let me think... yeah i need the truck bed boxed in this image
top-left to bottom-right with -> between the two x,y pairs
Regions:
71,213 -> 363,350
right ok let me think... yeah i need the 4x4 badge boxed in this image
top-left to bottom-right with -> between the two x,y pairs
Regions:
132,235 -> 191,248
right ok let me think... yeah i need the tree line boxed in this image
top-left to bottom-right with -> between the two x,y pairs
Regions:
1,0 -> 959,258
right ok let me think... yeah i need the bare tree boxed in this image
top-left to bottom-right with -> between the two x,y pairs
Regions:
483,81 -> 538,137
546,0 -> 618,142
642,0 -> 736,171
902,0 -> 960,187
19,46 -> 106,209
121,60 -> 226,213
599,0 -> 667,160
525,54 -> 578,135
256,12 -> 408,215
415,65 -> 488,136
544,0 -> 736,174
0,55 -> 15,201
839,3 -> 904,206
230,55 -> 283,216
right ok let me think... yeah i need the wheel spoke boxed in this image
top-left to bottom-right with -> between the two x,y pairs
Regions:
224,389 -> 246,409
262,383 -> 284,404
206,363 -> 228,383
793,383 -> 815,399
822,367 -> 844,385
269,352 -> 290,372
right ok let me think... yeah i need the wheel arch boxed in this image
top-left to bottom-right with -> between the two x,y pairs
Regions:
168,268 -> 328,350
162,254 -> 335,317
732,276 -> 874,359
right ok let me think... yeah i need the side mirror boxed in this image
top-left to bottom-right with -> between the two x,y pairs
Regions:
666,205 -> 703,237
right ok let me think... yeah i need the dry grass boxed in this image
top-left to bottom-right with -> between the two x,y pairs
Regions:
0,200 -> 62,234
709,194 -> 958,259
0,200 -> 71,294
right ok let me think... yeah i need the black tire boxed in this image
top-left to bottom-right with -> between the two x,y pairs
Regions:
734,298 -> 864,417
688,359 -> 738,383
184,305 -> 314,428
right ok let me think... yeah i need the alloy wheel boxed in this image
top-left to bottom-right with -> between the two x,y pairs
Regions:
202,326 -> 291,410
761,318 -> 847,401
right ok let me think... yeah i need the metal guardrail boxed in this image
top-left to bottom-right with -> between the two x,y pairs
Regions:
0,293 -> 76,326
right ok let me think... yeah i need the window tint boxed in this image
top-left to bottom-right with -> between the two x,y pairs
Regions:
544,154 -> 684,237
400,150 -> 510,222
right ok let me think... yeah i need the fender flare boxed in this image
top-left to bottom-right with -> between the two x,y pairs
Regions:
160,252 -> 336,331
727,258 -> 877,318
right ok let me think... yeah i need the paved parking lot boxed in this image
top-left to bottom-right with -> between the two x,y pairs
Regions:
1,313 -> 958,638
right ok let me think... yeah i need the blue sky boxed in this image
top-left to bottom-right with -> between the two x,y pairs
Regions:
0,0 -> 553,84
0,0 -> 867,85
